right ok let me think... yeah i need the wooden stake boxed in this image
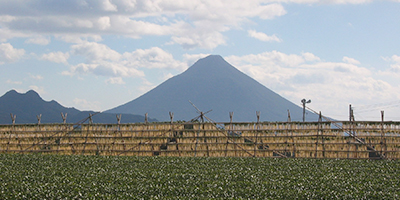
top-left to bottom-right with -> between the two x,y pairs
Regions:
288,110 -> 296,158
169,112 -> 174,123
315,111 -> 322,158
10,113 -> 16,125
255,111 -> 260,157
37,114 -> 42,125
116,114 -> 122,124
61,112 -> 67,124
381,110 -> 386,157
319,111 -> 325,158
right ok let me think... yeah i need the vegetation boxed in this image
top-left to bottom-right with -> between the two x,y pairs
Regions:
0,154 -> 399,199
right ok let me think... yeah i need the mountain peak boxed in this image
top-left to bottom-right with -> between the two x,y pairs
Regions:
106,55 -> 319,122
183,55 -> 240,77
201,54 -> 224,61
24,90 -> 41,99
26,90 -> 39,95
3,89 -> 18,96
190,55 -> 228,68
2,89 -> 41,99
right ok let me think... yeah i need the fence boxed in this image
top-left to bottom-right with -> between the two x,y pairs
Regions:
1,120 -> 400,159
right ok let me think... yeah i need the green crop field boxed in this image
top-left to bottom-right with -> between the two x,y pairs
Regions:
0,154 -> 399,199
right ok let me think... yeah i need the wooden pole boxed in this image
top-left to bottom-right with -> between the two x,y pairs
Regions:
116,114 -> 121,125
321,112 -> 325,158
316,111 -> 325,158
169,112 -> 174,157
169,112 -> 174,124
37,114 -> 42,125
61,112 -> 67,124
348,104 -> 352,159
349,104 -> 352,122
229,112 -> 234,130
288,110 -> 295,158
10,113 -> 16,125
254,111 -> 260,156
381,111 -> 386,157
229,112 -> 236,157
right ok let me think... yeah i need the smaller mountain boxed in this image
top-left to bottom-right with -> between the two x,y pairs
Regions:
0,90 -> 156,124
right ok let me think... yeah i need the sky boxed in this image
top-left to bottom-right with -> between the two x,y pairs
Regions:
1,0 -> 400,121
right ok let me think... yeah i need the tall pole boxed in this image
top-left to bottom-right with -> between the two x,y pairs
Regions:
301,99 -> 311,122
381,110 -> 386,157
349,104 -> 353,122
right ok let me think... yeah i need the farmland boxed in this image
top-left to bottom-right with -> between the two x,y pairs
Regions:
0,154 -> 399,199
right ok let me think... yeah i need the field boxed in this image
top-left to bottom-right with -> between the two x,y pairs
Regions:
0,154 -> 399,199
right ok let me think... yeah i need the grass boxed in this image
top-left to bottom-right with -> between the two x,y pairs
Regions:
0,154 -> 399,199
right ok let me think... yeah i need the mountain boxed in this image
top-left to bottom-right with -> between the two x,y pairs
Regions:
106,55 -> 318,122
0,90 -> 156,124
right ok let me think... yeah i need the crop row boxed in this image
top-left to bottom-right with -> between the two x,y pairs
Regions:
0,154 -> 399,199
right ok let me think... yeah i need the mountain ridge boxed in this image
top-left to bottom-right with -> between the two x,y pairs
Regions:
0,90 -> 156,124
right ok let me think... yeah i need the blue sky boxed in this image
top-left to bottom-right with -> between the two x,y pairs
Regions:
1,0 -> 400,121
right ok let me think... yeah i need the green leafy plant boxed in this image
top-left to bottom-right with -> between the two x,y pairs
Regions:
0,154 -> 399,199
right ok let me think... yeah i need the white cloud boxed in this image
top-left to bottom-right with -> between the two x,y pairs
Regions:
248,30 -> 281,42
390,55 -> 400,63
302,52 -> 320,62
6,79 -> 22,85
163,73 -> 174,80
65,63 -> 97,75
41,52 -> 70,64
0,28 -> 28,42
71,42 -> 121,61
29,85 -> 46,94
105,77 -> 125,84
380,54 -> 400,75
25,36 -> 50,45
67,43 -> 186,77
0,43 -> 25,64
56,34 -> 103,43
390,64 -> 400,73
138,78 -> 156,94
67,62 -> 145,77
0,15 -> 16,23
342,56 -> 360,65
30,74 -> 43,80
122,47 -> 187,70
171,31 -> 226,49
73,98 -> 101,111
227,50 -> 306,68
101,0 -> 118,12
264,0 -> 371,4
324,0 -> 372,4
97,16 -> 111,30
0,1 -> 290,49
182,53 -> 211,66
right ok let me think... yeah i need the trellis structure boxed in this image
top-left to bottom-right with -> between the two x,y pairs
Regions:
1,120 -> 400,159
